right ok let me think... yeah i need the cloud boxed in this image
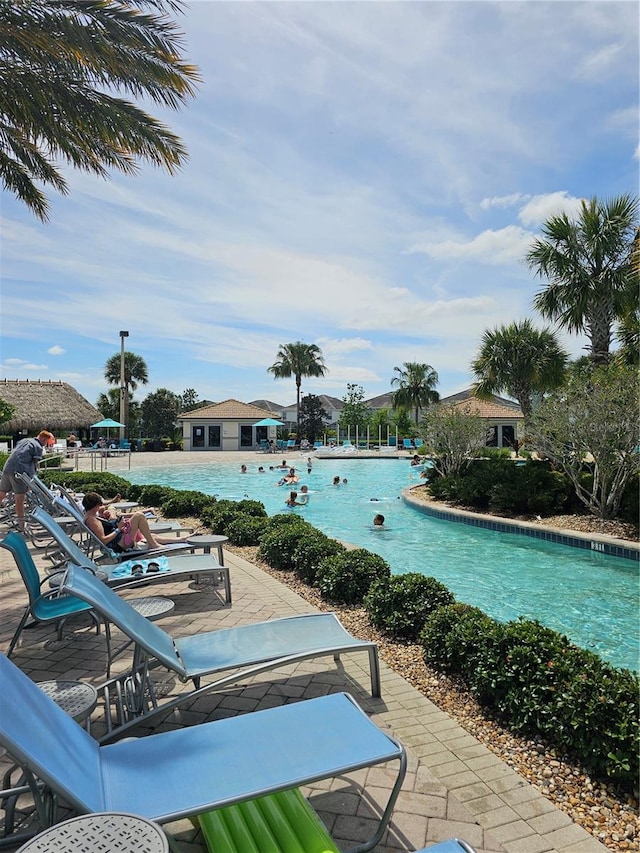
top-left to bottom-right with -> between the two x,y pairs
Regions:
518,192 -> 584,227
480,193 -> 529,211
411,226 -> 532,265
2,359 -> 48,372
47,345 -> 65,356
317,337 -> 374,358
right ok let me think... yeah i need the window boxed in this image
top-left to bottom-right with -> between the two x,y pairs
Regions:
240,425 -> 253,447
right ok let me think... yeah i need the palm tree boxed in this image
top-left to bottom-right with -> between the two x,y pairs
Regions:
0,0 -> 200,221
391,362 -> 439,424
526,194 -> 639,365
104,351 -> 149,435
268,342 -> 327,428
470,320 -> 568,423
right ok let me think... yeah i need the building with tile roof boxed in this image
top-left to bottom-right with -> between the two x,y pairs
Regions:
438,389 -> 524,449
178,399 -> 276,451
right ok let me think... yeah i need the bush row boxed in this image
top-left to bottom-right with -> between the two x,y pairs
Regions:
32,472 -> 639,790
424,459 -> 639,522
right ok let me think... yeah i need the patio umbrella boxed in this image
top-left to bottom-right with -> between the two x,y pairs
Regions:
91,418 -> 125,441
253,417 -> 285,427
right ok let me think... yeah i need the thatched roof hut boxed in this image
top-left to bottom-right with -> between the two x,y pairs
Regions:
0,379 -> 102,434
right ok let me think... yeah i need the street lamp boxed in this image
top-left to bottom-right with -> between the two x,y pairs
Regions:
119,330 -> 129,444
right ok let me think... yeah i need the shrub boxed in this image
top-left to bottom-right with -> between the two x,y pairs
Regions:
200,499 -> 242,535
226,515 -> 269,546
293,533 -> 345,585
316,549 -> 390,605
364,573 -> 455,641
38,470 -> 132,499
234,499 -> 268,519
421,603 -> 498,681
139,484 -> 180,507
421,609 -> 640,789
257,518 -> 313,570
160,490 -> 217,517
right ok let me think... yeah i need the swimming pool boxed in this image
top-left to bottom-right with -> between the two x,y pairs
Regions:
126,457 -> 639,672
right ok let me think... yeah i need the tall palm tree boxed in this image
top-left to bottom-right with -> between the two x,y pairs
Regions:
391,362 -> 439,424
470,319 -> 568,423
0,0 -> 200,221
104,351 -> 149,435
526,194 -> 639,365
268,342 -> 327,428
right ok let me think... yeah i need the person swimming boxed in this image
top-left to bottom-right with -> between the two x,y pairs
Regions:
373,513 -> 385,526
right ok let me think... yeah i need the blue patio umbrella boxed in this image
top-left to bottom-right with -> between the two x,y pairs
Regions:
91,418 -> 125,441
253,417 -> 285,427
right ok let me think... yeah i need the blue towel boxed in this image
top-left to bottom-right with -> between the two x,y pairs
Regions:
109,555 -> 171,578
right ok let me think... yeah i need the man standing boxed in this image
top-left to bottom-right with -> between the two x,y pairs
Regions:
0,430 -> 54,532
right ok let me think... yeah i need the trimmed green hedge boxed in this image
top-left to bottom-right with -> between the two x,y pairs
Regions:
316,549 -> 390,605
364,573 -> 454,641
37,470 -> 133,499
421,606 -> 639,787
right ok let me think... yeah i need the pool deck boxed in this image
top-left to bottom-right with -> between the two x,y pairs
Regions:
0,452 -> 611,853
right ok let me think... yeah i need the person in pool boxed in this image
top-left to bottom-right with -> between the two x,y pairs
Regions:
298,484 -> 310,504
332,475 -> 340,486
285,490 -> 305,508
373,514 -> 385,526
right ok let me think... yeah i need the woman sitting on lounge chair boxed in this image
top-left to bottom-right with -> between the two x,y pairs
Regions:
82,492 -> 188,553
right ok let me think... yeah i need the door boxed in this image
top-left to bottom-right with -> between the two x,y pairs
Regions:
208,425 -> 221,448
240,425 -> 253,447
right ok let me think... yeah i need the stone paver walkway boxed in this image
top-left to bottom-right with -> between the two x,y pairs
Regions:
0,529 -> 608,853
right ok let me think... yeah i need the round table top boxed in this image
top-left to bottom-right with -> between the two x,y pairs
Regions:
128,596 -> 175,621
16,812 -> 169,853
186,534 -> 228,545
111,501 -> 139,511
37,680 -> 98,723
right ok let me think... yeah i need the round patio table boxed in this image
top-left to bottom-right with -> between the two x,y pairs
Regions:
186,534 -> 228,564
15,812 -> 169,853
37,680 -> 98,732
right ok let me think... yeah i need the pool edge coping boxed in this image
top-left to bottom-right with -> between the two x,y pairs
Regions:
402,486 -> 640,562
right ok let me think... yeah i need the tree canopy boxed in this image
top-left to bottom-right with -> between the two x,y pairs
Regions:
526,194 -> 639,365
527,363 -> 640,518
391,362 -> 439,423
471,319 -> 568,421
104,350 -> 149,435
0,0 -> 200,220
268,341 -> 326,428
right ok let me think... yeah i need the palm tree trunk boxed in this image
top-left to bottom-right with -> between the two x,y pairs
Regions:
296,375 -> 302,431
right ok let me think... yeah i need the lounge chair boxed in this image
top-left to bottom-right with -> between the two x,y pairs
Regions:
0,653 -> 405,852
1,532 -> 110,664
59,563 -> 381,740
24,509 -> 232,603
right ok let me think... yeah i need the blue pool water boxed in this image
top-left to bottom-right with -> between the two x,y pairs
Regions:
126,457 -> 639,672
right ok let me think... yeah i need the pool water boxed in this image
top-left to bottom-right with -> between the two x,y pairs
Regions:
126,457 -> 639,672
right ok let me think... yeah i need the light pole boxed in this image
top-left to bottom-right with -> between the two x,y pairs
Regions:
119,330 -> 129,444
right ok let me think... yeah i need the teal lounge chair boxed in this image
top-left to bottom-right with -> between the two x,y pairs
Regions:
0,653 -> 405,852
59,564 -> 381,740
1,532 -> 110,664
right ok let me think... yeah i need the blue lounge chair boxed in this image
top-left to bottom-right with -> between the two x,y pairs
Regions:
59,564 -> 381,740
403,438 -> 414,450
27,508 -> 232,603
1,532 -> 110,664
0,653 -> 405,852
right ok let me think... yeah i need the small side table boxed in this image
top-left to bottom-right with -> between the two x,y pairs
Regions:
186,534 -> 228,564
37,680 -> 98,732
15,812 -> 169,853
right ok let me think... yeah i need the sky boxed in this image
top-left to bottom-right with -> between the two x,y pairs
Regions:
1,0 -> 638,412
